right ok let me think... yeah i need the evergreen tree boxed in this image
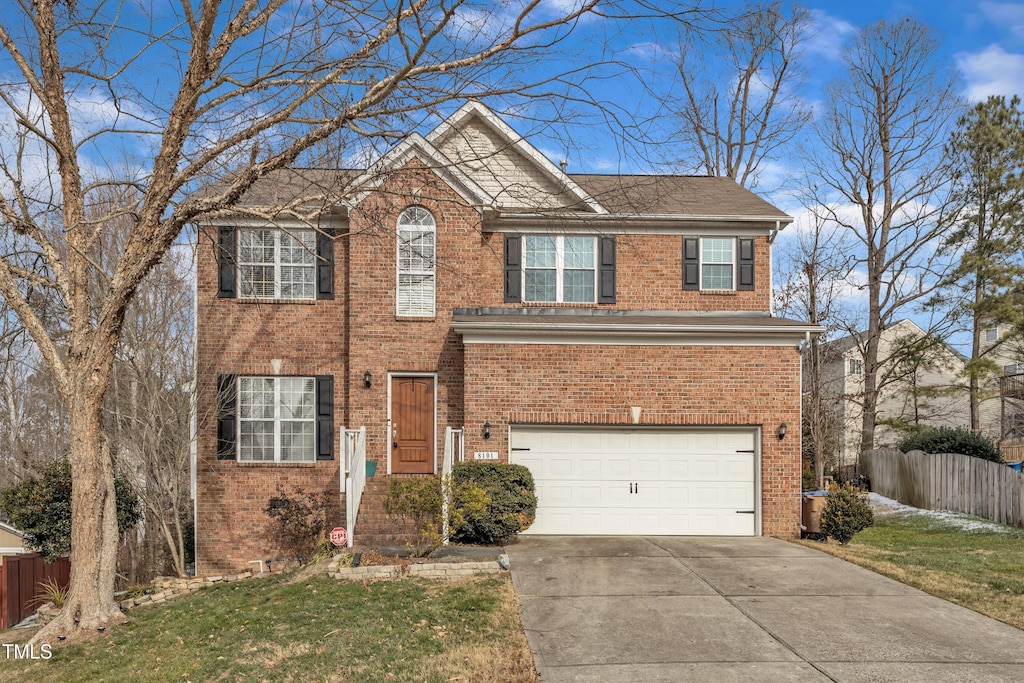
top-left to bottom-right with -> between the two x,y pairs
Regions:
942,96 -> 1024,430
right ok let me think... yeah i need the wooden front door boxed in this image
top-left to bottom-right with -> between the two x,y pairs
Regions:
391,376 -> 435,474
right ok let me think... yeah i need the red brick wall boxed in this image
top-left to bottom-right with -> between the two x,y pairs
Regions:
461,343 -> 803,537
612,233 -> 771,311
194,228 -> 349,574
195,160 -> 797,572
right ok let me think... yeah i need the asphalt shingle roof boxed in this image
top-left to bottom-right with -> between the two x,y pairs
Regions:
207,168 -> 789,221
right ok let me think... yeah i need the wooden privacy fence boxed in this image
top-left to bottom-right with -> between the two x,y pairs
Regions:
1003,440 -> 1024,464
861,448 -> 1024,528
0,552 -> 71,630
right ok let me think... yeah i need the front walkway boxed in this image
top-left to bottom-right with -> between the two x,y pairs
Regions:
506,536 -> 1024,682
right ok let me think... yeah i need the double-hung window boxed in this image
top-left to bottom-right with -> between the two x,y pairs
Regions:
238,229 -> 316,299
848,358 -> 863,376
701,238 -> 734,290
238,377 -> 315,462
397,207 -> 436,317
524,235 -> 596,303
682,236 -> 754,292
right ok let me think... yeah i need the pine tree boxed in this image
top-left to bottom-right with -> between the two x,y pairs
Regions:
943,96 -> 1024,430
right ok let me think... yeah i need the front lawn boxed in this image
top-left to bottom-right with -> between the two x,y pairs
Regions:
0,572 -> 535,682
800,509 -> 1024,630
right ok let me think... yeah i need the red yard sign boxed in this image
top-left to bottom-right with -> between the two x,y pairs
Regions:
330,527 -> 348,547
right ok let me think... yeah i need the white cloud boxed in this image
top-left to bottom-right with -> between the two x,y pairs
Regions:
803,10 -> 857,62
541,0 -> 601,25
448,7 -> 511,46
957,44 -> 1024,101
980,2 -> 1024,38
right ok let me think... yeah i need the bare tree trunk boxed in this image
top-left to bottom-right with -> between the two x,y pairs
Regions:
34,387 -> 124,642
971,305 -> 982,431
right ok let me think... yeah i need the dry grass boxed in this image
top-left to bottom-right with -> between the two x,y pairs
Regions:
417,578 -> 536,683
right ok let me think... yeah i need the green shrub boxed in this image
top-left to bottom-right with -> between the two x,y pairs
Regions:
450,462 -> 537,545
820,483 -> 874,544
0,459 -> 141,561
897,426 -> 1002,463
383,475 -> 444,556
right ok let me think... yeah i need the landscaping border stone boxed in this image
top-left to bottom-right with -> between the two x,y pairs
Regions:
327,559 -> 503,581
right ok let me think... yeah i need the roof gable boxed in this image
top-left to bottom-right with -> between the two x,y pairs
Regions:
426,102 -> 606,214
344,133 -> 493,209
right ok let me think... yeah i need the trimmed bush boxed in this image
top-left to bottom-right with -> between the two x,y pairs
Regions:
451,462 -> 537,545
820,483 -> 874,544
897,426 -> 1002,463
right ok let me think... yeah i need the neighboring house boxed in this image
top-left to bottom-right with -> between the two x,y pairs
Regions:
193,102 -> 820,574
823,319 -> 970,467
979,322 -> 1024,443
0,519 -> 27,558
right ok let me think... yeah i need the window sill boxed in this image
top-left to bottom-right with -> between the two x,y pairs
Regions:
236,461 -> 318,468
699,289 -> 737,296
396,315 -> 437,322
236,298 -> 317,305
521,301 -> 602,307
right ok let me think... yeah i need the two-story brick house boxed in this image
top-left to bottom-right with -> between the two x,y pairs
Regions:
194,102 -> 820,573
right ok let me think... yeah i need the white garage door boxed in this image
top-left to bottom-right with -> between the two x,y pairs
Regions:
511,426 -> 757,536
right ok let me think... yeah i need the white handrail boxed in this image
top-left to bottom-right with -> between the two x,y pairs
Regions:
343,426 -> 367,549
441,427 -> 464,545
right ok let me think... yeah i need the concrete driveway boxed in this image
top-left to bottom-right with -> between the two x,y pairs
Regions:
505,536 -> 1024,682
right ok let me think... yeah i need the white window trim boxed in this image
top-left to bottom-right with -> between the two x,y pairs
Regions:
237,228 -> 316,301
700,237 -> 736,291
395,207 -> 437,317
238,376 -> 316,463
848,358 -> 863,376
522,235 -> 598,303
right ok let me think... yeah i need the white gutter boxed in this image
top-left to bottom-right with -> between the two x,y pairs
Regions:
453,320 -> 826,347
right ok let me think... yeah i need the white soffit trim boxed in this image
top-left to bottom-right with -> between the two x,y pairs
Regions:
453,321 -> 825,346
484,213 -> 793,235
345,133 -> 494,209
426,101 -> 608,215
202,216 -> 348,229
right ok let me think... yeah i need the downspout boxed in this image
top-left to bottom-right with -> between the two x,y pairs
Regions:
769,223 -> 777,316
190,228 -> 198,575
798,330 -> 809,534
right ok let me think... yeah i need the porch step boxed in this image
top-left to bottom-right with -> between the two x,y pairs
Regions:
343,477 -> 421,547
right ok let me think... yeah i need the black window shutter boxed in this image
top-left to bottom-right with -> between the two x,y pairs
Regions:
682,237 -> 700,290
598,236 -> 616,304
316,375 -> 334,461
737,237 -> 755,291
316,228 -> 335,300
504,234 -> 522,303
217,227 -> 237,298
216,374 -> 237,460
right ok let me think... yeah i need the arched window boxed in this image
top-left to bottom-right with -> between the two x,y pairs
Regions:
396,206 -> 436,316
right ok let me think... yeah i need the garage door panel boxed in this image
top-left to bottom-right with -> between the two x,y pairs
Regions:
513,426 -> 757,536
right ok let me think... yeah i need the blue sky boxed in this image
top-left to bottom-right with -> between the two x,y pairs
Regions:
533,1 -> 1023,179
